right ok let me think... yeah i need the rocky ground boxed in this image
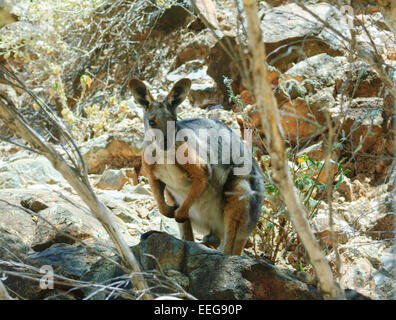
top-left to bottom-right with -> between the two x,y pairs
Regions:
0,0 -> 395,299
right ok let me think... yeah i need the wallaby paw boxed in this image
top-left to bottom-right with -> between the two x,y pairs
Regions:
175,207 -> 189,223
160,205 -> 177,218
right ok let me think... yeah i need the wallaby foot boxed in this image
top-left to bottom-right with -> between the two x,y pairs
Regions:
174,207 -> 189,223
159,204 -> 178,218
202,231 -> 221,249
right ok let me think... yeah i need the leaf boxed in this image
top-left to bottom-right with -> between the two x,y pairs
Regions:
354,145 -> 362,153
335,175 -> 343,190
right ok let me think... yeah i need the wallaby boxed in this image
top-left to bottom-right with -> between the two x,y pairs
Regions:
129,78 -> 264,255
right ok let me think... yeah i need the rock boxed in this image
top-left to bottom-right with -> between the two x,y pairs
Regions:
337,177 -> 354,202
225,55 -> 344,145
335,61 -> 383,98
124,168 -> 139,185
20,197 -> 49,212
0,227 -> 31,261
336,234 -> 392,299
95,169 -> 130,191
369,212 -> 394,241
265,0 -> 289,6
167,60 -> 224,108
286,53 -> 346,89
338,98 -> 385,153
192,0 -> 220,30
0,171 -> 22,189
148,209 -> 181,239
0,156 -> 66,187
80,119 -> 144,174
285,53 -> 387,156
125,184 -> 152,197
16,242 -> 114,300
261,3 -> 348,71
0,198 -> 36,246
152,3 -> 191,33
175,41 -> 211,66
31,202 -> 137,251
311,208 -> 353,248
0,187 -> 139,251
97,191 -> 143,225
207,35 -> 240,103
82,231 -> 323,300
26,242 -> 112,279
340,257 -> 375,298
279,98 -> 321,144
340,184 -> 391,233
0,227 -> 37,300
80,253 -> 129,300
173,28 -> 217,67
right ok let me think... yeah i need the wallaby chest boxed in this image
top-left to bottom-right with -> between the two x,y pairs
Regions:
153,163 -> 191,190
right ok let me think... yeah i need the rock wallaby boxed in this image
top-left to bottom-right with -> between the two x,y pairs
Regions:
129,78 -> 264,255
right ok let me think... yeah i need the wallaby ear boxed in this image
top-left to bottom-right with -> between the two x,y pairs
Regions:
166,78 -> 191,108
128,78 -> 154,108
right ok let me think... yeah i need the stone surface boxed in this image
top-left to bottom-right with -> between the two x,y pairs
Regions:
78,232 -> 324,300
0,198 -> 36,246
286,53 -> 346,88
261,3 -> 348,71
167,60 -> 224,109
0,156 -> 66,187
95,169 -> 131,191
80,119 -> 144,174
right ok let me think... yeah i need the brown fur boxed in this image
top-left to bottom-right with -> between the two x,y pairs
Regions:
223,178 -> 250,255
173,144 -> 208,222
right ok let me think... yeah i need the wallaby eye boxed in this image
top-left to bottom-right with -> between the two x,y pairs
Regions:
148,119 -> 156,126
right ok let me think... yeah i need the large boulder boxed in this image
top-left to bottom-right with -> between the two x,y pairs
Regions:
83,231 -> 322,300
261,3 -> 348,71
207,3 -> 349,100
80,119 -> 144,174
0,156 -> 67,188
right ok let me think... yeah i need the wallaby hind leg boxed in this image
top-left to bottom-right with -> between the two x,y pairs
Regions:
223,178 -> 251,255
165,187 -> 194,242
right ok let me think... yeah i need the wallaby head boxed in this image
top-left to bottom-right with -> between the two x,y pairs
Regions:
128,78 -> 191,137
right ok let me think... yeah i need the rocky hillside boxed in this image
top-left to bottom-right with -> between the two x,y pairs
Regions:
0,0 -> 394,300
